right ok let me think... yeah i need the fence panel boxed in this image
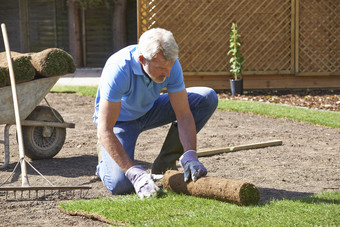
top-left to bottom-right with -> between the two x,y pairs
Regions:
297,0 -> 339,75
138,0 -> 293,75
138,0 -> 339,77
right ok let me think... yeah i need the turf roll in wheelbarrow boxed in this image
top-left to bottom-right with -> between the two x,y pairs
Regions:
0,52 -> 35,87
162,170 -> 260,206
28,48 -> 76,77
0,66 -> 6,87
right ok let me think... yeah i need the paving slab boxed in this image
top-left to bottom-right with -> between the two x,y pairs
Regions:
56,68 -> 102,86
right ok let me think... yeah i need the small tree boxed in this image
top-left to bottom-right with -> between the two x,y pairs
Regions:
227,22 -> 244,80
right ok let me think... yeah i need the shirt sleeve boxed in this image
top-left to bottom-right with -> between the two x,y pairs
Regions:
167,59 -> 186,93
99,60 -> 130,103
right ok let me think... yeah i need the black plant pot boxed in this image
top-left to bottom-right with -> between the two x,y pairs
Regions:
230,78 -> 243,96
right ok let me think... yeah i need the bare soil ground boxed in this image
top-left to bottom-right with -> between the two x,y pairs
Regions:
1,90 -> 339,226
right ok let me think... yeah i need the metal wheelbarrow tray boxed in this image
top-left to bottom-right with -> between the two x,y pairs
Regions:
0,76 -> 75,169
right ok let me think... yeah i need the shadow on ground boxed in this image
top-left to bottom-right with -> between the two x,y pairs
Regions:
259,187 -> 313,203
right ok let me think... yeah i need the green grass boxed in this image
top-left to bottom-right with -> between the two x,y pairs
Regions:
51,85 -> 340,129
51,85 -> 98,97
218,99 -> 340,129
59,190 -> 340,226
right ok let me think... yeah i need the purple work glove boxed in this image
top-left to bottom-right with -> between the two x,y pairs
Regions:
125,165 -> 159,199
179,150 -> 207,182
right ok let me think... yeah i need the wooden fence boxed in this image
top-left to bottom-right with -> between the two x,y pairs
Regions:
0,0 -> 137,67
137,0 -> 339,89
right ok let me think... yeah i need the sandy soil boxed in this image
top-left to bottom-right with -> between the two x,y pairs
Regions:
0,92 -> 339,226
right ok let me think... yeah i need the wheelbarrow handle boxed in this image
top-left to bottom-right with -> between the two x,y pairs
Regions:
21,120 -> 75,128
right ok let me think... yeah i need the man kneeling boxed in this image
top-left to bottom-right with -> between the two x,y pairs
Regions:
93,28 -> 218,198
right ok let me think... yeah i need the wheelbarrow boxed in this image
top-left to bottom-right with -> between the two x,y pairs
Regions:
0,23 -> 90,199
0,76 -> 75,169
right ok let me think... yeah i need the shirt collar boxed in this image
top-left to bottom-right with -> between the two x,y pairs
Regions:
131,46 -> 144,76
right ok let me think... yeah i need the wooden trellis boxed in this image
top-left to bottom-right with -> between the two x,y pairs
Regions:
137,0 -> 339,79
297,0 -> 339,75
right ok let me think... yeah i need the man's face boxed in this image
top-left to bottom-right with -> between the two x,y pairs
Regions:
139,52 -> 175,83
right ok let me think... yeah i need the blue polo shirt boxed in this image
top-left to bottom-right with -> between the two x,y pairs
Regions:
93,45 -> 185,123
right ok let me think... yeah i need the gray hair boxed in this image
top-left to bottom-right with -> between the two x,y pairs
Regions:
138,28 -> 179,61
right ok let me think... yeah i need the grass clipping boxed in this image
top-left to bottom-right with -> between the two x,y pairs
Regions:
162,170 -> 260,206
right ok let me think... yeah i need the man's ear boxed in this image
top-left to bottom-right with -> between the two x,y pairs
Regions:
139,55 -> 145,65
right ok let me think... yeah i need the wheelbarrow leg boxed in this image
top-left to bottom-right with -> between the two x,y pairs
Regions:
0,124 -> 11,169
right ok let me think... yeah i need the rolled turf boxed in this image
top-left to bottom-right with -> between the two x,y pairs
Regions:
28,48 -> 76,77
0,48 -> 76,87
0,52 -> 35,86
162,170 -> 260,206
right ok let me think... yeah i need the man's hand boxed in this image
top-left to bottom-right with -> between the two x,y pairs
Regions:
125,165 -> 159,199
179,150 -> 207,182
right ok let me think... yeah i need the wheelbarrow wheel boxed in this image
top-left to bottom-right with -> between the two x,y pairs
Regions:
22,106 -> 66,160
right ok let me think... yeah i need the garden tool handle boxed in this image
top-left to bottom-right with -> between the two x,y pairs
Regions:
1,23 -> 29,187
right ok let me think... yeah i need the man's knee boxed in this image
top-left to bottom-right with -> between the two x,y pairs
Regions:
106,177 -> 134,195
203,87 -> 218,110
97,162 -> 134,195
188,87 -> 218,111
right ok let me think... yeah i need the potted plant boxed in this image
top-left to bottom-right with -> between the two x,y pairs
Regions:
227,22 -> 244,96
